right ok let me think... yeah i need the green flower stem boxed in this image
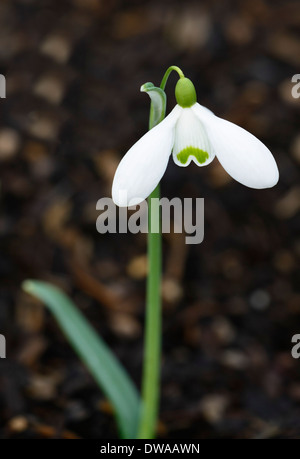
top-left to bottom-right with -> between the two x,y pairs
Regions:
138,183 -> 162,439
138,66 -> 184,439
160,65 -> 184,90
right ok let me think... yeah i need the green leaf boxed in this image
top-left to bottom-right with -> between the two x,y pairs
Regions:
22,280 -> 140,439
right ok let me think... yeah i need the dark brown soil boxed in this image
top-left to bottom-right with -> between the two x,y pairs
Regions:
0,0 -> 300,439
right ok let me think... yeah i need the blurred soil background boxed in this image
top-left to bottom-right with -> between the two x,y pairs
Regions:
0,0 -> 299,439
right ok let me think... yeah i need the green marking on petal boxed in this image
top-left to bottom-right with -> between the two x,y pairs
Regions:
177,147 -> 209,165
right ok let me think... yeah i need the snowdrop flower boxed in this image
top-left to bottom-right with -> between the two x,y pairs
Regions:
112,76 -> 279,207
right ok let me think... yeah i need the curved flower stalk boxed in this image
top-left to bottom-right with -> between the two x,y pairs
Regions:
112,72 -> 279,207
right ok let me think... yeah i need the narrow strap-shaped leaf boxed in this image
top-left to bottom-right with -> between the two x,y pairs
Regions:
22,280 -> 140,439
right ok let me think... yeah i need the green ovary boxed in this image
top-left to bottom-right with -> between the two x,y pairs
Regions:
176,146 -> 209,165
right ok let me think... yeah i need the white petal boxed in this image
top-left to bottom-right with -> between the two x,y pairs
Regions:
112,105 -> 182,207
172,107 -> 215,168
192,103 -> 279,189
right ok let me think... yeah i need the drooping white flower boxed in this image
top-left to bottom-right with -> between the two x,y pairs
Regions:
112,77 -> 279,207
